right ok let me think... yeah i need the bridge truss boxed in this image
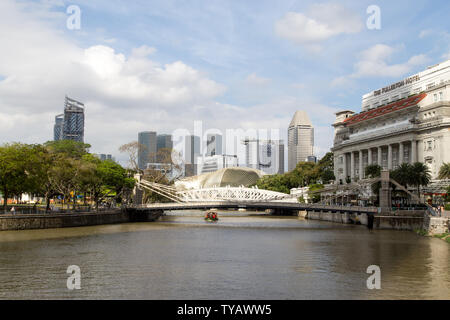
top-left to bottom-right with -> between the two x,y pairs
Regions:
136,178 -> 293,203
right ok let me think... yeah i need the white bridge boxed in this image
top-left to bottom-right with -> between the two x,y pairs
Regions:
136,178 -> 294,203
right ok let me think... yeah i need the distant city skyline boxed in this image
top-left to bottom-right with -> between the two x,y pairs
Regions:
243,138 -> 285,175
2,0 -> 450,166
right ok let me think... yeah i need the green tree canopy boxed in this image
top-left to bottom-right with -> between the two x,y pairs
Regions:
44,140 -> 91,159
438,163 -> 450,180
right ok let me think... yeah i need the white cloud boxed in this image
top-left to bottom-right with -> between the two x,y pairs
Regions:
331,44 -> 429,86
275,3 -> 363,47
0,0 -> 336,166
245,73 -> 270,85
353,44 -> 428,78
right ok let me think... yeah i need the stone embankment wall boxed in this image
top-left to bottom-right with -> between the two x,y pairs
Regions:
0,209 -> 163,231
423,215 -> 450,235
303,210 -> 424,231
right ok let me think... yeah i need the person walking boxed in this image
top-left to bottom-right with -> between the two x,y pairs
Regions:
10,206 -> 16,215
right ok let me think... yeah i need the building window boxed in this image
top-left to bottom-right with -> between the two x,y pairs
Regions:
439,91 -> 444,101
434,93 -> 438,102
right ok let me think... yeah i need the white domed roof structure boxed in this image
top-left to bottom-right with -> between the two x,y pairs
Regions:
175,167 -> 265,191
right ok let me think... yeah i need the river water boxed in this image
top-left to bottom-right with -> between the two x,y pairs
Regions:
0,211 -> 449,300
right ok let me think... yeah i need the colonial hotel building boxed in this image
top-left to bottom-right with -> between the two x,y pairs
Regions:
333,59 -> 450,183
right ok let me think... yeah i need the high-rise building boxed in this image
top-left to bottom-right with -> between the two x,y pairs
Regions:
288,111 -> 314,171
206,134 -> 222,156
53,114 -> 64,141
62,96 -> 85,142
198,154 -> 239,174
185,135 -> 201,177
138,131 -> 157,170
95,154 -> 115,161
53,96 -> 85,142
157,134 -> 173,151
243,139 -> 284,175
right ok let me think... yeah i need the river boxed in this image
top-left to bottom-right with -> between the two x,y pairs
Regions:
0,211 -> 449,299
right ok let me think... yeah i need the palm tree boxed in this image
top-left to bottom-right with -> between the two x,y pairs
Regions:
438,163 -> 450,180
410,162 -> 431,199
390,163 -> 413,206
391,163 -> 413,188
365,164 -> 382,178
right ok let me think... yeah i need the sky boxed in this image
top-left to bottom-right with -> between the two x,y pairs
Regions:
1,0 -> 450,166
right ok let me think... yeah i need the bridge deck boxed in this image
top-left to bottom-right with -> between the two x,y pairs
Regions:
132,202 -> 378,214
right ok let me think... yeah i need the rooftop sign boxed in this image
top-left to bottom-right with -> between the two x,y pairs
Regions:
373,75 -> 420,96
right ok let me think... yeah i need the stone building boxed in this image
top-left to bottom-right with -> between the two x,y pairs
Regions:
333,59 -> 450,183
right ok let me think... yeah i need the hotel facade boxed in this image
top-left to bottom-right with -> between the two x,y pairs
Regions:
332,59 -> 450,183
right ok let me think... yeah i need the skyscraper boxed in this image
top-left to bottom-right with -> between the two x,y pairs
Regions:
157,134 -> 173,151
288,111 -> 314,171
53,114 -> 64,141
62,96 -> 85,142
243,139 -> 284,175
206,134 -> 222,156
185,135 -> 201,177
138,131 -> 157,170
53,96 -> 85,142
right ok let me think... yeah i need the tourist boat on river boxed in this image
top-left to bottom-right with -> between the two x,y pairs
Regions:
204,210 -> 219,222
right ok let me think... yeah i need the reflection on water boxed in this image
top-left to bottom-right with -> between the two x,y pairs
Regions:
0,211 -> 449,299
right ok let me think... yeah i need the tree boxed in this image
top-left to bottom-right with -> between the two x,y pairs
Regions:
48,156 -> 83,209
255,174 -> 291,194
308,183 -> 324,203
119,141 -> 141,172
80,154 -> 135,210
410,162 -> 431,199
390,163 -> 413,188
44,140 -> 90,159
365,164 -> 382,178
438,163 -> 450,180
0,143 -> 38,212
290,162 -> 318,187
29,144 -> 59,211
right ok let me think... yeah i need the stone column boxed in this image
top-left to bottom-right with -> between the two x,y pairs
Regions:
359,150 -> 363,180
377,147 -> 382,166
388,144 -> 393,170
399,142 -> 404,164
411,140 -> 417,163
368,148 -> 372,166
342,153 -> 347,182
380,170 -> 392,214
350,152 -> 355,181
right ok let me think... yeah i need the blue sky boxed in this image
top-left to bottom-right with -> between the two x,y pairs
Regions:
1,0 -> 450,165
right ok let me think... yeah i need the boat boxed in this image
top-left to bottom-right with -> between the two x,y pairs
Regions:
204,210 -> 219,222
